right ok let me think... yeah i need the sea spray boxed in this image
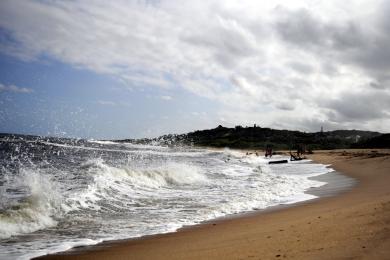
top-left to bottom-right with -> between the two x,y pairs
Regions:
0,135 -> 333,259
63,159 -> 208,213
0,168 -> 62,239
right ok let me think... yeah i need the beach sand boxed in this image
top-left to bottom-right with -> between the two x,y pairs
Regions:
38,149 -> 390,260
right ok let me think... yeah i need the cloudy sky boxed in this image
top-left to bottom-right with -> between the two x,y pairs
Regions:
0,0 -> 389,139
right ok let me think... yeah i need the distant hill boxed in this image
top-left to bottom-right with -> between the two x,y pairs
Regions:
4,126 -> 385,151
145,125 -> 385,150
351,133 -> 390,149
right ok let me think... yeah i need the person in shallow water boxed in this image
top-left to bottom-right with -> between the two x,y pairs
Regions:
297,145 -> 304,158
290,145 -> 307,161
265,145 -> 273,158
290,152 -> 301,161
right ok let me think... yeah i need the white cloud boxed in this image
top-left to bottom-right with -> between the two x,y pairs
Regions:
160,95 -> 172,101
0,0 -> 389,132
0,83 -> 33,93
97,100 -> 116,106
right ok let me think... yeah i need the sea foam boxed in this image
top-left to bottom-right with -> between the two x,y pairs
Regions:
0,139 -> 334,259
0,169 -> 62,239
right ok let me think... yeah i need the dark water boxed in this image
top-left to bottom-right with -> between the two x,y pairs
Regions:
0,133 -> 332,259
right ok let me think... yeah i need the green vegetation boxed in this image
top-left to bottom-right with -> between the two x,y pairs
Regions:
115,125 -> 389,150
141,125 -> 388,150
351,133 -> 390,148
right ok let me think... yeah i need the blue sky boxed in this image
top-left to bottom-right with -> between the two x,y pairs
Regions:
0,0 -> 389,139
0,53 -> 219,138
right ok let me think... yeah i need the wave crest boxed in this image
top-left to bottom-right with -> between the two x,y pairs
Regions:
63,159 -> 208,212
0,169 -> 62,239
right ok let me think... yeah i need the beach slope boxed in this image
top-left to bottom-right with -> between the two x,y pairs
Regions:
38,149 -> 390,260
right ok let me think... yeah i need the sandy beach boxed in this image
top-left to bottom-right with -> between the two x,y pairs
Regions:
38,149 -> 390,260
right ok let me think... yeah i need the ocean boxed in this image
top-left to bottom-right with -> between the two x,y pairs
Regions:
0,134 -> 334,259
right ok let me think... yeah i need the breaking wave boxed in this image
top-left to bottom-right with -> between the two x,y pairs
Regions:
1,136 -> 354,260
0,169 -> 62,239
63,159 -> 209,212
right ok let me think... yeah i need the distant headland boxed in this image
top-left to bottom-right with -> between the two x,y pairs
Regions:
116,125 -> 390,150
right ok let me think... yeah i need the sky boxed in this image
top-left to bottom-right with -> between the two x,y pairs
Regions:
0,0 -> 389,139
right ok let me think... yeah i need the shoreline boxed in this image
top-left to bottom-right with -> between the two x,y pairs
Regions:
37,149 -> 390,259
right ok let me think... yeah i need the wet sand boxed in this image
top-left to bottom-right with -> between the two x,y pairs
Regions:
38,149 -> 390,259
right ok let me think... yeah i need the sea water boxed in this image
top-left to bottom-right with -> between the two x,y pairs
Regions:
0,134 -> 332,259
